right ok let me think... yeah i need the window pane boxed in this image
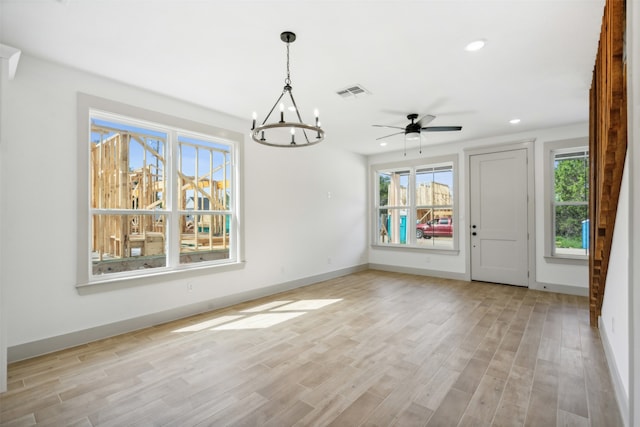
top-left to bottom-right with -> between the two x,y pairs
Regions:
91,119 -> 166,210
379,170 -> 409,207
92,214 -> 166,275
180,214 -> 231,264
416,166 -> 453,206
554,152 -> 588,202
416,208 -> 454,249
378,173 -> 391,207
554,205 -> 589,256
377,208 -> 408,244
178,136 -> 231,212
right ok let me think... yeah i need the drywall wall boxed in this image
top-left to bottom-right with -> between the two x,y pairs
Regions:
0,47 -> 8,392
0,54 -> 368,353
628,0 -> 640,424
600,155 -> 630,417
368,123 -> 590,290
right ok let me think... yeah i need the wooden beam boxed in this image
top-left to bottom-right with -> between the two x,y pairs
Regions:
589,0 -> 627,326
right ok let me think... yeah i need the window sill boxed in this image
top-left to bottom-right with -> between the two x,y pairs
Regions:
371,243 -> 459,256
76,260 -> 246,295
543,255 -> 588,266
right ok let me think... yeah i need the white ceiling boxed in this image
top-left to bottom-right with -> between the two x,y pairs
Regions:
0,0 -> 605,155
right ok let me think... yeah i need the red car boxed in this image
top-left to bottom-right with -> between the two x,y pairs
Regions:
416,217 -> 453,239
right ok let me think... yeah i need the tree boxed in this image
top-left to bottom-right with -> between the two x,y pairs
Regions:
379,174 -> 390,206
554,155 -> 588,246
555,157 -> 588,202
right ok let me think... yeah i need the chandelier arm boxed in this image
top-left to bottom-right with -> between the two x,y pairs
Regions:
261,90 -> 288,126
287,90 -> 311,144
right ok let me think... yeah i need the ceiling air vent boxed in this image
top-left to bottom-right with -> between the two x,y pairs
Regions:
336,84 -> 370,99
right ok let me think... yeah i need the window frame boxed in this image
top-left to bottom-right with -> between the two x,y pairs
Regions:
371,154 -> 458,252
543,137 -> 589,263
77,93 -> 244,286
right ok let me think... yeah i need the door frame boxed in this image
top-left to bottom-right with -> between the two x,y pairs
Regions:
464,139 -> 536,287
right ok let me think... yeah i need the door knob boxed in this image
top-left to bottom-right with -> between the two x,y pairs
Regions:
472,232 -> 477,236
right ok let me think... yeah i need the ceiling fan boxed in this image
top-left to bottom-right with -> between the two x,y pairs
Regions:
373,113 -> 462,154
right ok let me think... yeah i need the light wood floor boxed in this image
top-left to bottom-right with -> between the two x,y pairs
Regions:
0,270 -> 623,426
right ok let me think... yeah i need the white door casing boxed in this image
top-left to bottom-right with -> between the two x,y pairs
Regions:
470,149 -> 529,286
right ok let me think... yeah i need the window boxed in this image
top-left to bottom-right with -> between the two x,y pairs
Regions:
544,138 -> 589,260
78,94 -> 242,284
374,156 -> 457,250
552,149 -> 589,257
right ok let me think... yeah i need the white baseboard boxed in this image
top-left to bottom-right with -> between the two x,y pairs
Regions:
368,263 -> 468,281
530,281 -> 589,297
599,316 -> 629,427
8,264 -> 368,363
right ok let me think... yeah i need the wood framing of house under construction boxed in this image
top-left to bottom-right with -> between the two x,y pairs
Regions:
90,124 -> 230,264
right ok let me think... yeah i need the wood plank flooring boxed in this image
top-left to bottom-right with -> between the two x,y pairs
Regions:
0,270 -> 623,426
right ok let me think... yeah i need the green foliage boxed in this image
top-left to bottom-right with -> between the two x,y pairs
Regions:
379,174 -> 390,206
554,156 -> 588,241
554,157 -> 588,202
555,236 -> 583,249
555,205 -> 587,240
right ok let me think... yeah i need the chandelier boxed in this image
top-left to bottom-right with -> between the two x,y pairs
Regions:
251,31 -> 324,147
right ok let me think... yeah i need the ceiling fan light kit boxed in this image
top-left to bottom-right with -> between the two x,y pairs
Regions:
373,113 -> 462,156
251,31 -> 324,148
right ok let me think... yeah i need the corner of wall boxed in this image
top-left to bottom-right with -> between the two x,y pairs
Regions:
0,47 -> 9,393
600,316 -> 630,426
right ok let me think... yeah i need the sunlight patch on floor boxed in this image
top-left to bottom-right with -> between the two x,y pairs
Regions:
211,312 -> 305,330
271,299 -> 343,311
240,300 -> 293,312
172,315 -> 244,332
171,299 -> 343,332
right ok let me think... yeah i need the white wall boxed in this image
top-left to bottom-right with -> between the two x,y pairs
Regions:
600,156 -> 630,409
628,0 -> 640,425
0,47 -> 8,392
368,124 -> 590,290
598,2 -> 640,425
0,54 -> 368,353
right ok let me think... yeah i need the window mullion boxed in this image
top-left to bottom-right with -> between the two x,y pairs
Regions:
167,130 -> 180,268
408,168 -> 416,245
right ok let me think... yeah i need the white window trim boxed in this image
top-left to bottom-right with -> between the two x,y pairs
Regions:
77,93 -> 244,287
543,137 -> 589,263
370,154 -> 459,252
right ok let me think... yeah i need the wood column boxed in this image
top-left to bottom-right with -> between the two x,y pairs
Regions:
589,0 -> 627,326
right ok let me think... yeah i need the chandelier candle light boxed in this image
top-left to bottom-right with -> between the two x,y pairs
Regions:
251,31 -> 324,147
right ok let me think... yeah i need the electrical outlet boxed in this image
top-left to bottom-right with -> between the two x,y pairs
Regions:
327,256 -> 332,265
327,191 -> 332,199
187,282 -> 193,292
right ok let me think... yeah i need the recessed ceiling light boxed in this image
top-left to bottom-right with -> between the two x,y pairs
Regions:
380,142 -> 387,146
509,118 -> 521,124
465,39 -> 486,52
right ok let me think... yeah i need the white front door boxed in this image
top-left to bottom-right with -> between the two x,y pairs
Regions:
470,149 -> 529,286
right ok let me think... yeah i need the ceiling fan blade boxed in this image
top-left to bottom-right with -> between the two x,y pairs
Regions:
417,114 -> 436,127
376,131 -> 405,140
422,126 -> 462,132
372,125 -> 405,130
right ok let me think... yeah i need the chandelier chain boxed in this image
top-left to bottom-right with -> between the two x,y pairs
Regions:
285,41 -> 291,86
